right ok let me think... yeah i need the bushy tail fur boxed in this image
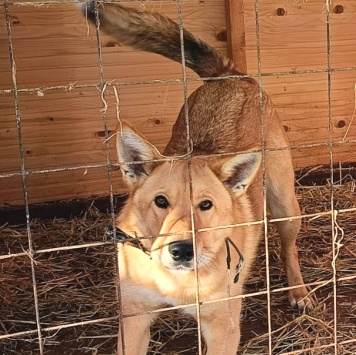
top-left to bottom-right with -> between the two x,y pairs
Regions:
81,1 -> 239,78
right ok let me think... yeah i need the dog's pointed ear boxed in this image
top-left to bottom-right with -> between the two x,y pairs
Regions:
116,122 -> 162,187
211,150 -> 261,196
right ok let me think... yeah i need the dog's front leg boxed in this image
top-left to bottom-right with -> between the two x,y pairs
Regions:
200,299 -> 242,355
117,312 -> 157,355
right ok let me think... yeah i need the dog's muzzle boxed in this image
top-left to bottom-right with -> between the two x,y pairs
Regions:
168,240 -> 194,262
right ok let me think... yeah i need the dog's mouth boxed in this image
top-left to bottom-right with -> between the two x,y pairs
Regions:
162,238 -> 244,283
161,249 -> 213,273
166,261 -> 195,273
159,239 -> 205,273
161,240 -> 197,272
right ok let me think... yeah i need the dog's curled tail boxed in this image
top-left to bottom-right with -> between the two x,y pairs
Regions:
80,2 -> 239,78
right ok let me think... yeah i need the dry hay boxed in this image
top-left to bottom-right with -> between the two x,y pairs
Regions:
0,178 -> 355,354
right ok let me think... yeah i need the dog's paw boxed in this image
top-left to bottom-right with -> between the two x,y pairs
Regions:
289,286 -> 316,311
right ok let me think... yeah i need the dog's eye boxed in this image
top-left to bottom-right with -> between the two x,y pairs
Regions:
199,200 -> 213,211
154,195 -> 169,209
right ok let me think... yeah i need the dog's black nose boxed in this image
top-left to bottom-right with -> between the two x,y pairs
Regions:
168,240 -> 194,262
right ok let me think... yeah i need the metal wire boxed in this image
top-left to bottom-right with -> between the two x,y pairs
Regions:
253,0 -> 272,352
176,0 -> 203,352
325,1 -> 338,352
3,0 -> 44,353
3,65 -> 356,96
0,0 -> 356,354
90,2 -> 126,353
1,138 -> 356,180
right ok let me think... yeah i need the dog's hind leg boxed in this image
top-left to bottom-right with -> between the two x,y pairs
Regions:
265,150 -> 313,309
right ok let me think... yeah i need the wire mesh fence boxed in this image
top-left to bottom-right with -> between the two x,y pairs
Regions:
1,0 -> 356,354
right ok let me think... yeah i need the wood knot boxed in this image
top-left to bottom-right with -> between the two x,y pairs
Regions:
96,130 -> 112,137
336,120 -> 346,128
276,8 -> 286,16
106,41 -> 118,47
11,16 -> 20,25
283,125 -> 290,132
333,5 -> 344,14
216,30 -> 227,42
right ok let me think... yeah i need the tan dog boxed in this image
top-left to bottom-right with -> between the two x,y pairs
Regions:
81,2 -> 311,354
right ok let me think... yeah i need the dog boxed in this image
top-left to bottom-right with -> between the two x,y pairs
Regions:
80,2 -> 312,354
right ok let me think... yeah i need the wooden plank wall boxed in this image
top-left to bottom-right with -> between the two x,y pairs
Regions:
244,0 -> 356,168
0,0 -> 355,206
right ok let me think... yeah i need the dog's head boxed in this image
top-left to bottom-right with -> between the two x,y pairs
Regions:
116,123 -> 261,273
